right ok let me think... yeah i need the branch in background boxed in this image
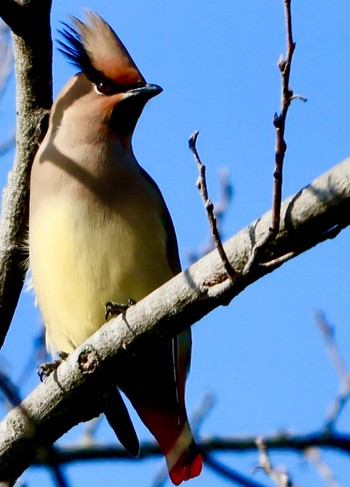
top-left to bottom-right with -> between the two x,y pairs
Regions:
189,130 -> 236,280
0,158 -> 350,480
204,455 -> 268,487
0,23 -> 15,158
0,21 -> 13,98
0,132 -> 15,157
254,437 -> 293,487
314,311 -> 350,432
0,369 -> 70,487
306,448 -> 341,487
244,0 -> 307,275
0,0 -> 53,349
28,430 -> 350,466
152,393 -> 215,487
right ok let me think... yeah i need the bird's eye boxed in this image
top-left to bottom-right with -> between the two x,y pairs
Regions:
94,79 -> 119,96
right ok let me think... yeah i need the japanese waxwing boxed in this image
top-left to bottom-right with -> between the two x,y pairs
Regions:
29,11 -> 202,484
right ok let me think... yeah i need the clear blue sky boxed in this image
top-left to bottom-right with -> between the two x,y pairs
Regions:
1,1 -> 350,486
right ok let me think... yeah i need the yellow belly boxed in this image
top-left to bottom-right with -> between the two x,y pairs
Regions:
29,195 -> 172,354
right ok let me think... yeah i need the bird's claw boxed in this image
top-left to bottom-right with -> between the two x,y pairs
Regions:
37,351 -> 69,382
105,298 -> 136,320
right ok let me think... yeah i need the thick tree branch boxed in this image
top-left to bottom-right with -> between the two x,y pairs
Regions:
0,1 -> 22,33
0,0 -> 52,348
0,158 -> 350,481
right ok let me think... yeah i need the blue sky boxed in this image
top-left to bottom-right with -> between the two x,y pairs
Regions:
1,1 -> 350,486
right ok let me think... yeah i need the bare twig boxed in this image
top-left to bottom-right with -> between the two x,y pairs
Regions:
254,437 -> 293,487
189,130 -> 236,280
259,251 -> 297,269
0,23 -> 15,158
190,393 -> 215,434
50,466 -> 70,487
79,418 -> 103,446
0,370 -> 22,409
0,21 -> 13,98
33,431 -> 350,466
33,448 -> 71,487
306,448 -> 341,487
260,221 -> 346,271
271,0 -> 300,235
243,0 -> 306,275
204,454 -> 268,487
314,311 -> 350,431
0,133 -> 15,156
188,168 -> 233,263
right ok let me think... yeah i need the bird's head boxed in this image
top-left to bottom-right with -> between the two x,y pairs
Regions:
56,11 -> 162,138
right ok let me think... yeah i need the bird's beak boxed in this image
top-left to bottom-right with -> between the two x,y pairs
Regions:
126,83 -> 163,100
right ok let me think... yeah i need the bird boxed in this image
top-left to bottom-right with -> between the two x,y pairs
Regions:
29,11 -> 202,485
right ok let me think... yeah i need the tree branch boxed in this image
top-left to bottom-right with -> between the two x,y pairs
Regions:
243,0 -> 307,275
255,437 -> 294,487
0,0 -> 52,348
204,455 -> 268,487
0,1 -> 23,34
0,158 -> 350,481
30,431 -> 350,465
314,311 -> 350,432
189,130 -> 236,280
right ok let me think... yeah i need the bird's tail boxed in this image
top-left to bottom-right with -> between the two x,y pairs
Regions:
139,407 -> 203,485
102,387 -> 140,457
166,430 -> 203,485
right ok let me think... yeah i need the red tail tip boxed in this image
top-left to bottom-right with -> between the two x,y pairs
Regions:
169,453 -> 203,485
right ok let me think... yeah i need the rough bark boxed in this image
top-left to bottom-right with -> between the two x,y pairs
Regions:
0,0 -> 52,348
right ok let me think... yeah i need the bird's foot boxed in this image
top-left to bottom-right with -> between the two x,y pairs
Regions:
37,351 -> 69,382
105,298 -> 136,320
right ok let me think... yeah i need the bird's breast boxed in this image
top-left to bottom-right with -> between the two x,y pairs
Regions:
29,176 -> 172,354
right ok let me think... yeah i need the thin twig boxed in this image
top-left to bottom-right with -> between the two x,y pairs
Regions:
0,21 -> 13,97
0,23 -> 15,158
259,251 -> 297,269
306,448 -> 341,487
271,0 -> 297,234
260,222 -> 346,271
189,130 -> 236,280
79,418 -> 103,446
0,370 -> 22,409
204,454 -> 268,487
48,463 -> 70,487
188,168 -> 233,263
254,437 -> 293,487
190,393 -> 215,434
243,0 -> 306,275
0,133 -> 15,156
314,311 -> 350,432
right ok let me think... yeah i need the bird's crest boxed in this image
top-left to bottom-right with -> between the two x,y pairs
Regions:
58,11 -> 145,88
